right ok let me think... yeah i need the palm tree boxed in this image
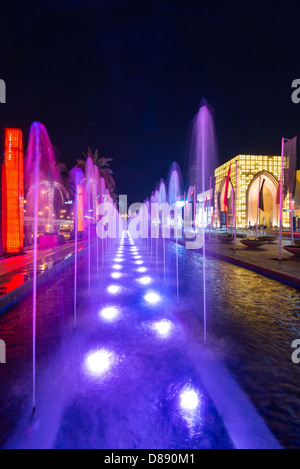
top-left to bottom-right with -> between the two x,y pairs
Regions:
76,148 -> 116,199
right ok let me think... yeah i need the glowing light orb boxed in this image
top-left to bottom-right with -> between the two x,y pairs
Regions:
135,260 -> 143,265
100,306 -> 120,321
180,390 -> 199,411
85,349 -> 115,377
114,258 -> 124,263
144,291 -> 161,305
152,319 -> 173,338
111,272 -> 123,279
137,267 -> 147,273
137,276 -> 152,285
113,264 -> 122,270
134,255 -> 141,259
107,285 -> 121,295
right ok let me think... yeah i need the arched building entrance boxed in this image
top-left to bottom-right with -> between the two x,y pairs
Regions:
246,171 -> 278,227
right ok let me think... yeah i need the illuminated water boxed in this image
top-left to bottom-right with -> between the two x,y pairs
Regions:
0,237 -> 299,448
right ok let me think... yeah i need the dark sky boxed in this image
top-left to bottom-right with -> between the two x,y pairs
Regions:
1,0 -> 300,203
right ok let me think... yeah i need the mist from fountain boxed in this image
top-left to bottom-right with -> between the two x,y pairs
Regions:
167,162 -> 183,303
69,167 -> 85,329
159,179 -> 167,280
26,121 -> 63,410
189,99 -> 218,345
26,123 -> 65,234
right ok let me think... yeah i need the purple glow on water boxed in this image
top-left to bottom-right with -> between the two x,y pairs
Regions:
107,285 -> 121,295
99,306 -> 120,321
111,272 -> 123,279
135,260 -> 143,265
112,264 -> 122,270
137,267 -> 147,273
180,389 -> 200,411
144,291 -> 161,305
84,349 -> 116,377
137,276 -> 152,285
151,319 -> 173,338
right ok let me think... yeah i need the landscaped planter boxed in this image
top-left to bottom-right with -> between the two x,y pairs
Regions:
216,234 -> 234,244
258,236 -> 277,243
283,246 -> 300,256
240,239 -> 268,248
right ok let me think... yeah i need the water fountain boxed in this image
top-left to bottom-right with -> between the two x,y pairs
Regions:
68,167 -> 85,330
144,198 -> 150,255
159,179 -> 167,281
184,185 -> 195,238
154,189 -> 160,269
26,123 -> 66,248
168,162 -> 183,304
25,121 -> 62,410
84,158 -> 94,295
189,99 -> 218,344
150,193 -> 155,263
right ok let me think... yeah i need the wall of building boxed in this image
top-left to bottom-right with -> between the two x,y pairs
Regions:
214,155 -> 290,228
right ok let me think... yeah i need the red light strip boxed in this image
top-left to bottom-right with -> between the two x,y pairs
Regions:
77,185 -> 84,232
2,128 -> 24,254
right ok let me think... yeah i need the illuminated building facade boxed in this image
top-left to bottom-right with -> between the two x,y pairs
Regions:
214,155 -> 290,228
1,128 -> 24,254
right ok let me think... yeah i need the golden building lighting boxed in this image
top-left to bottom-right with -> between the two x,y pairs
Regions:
214,155 -> 290,228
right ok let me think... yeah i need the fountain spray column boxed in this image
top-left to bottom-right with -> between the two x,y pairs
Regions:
26,122 -> 41,411
200,118 -> 207,345
191,100 -> 218,346
70,168 -> 84,330
48,186 -> 54,233
168,163 -> 182,304
74,185 -> 78,329
85,158 -> 94,295
32,148 -> 39,411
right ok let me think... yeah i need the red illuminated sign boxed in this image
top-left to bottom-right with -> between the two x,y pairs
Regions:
2,128 -> 24,254
77,185 -> 84,232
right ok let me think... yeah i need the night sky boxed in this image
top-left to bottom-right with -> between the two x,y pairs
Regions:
1,0 -> 300,203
